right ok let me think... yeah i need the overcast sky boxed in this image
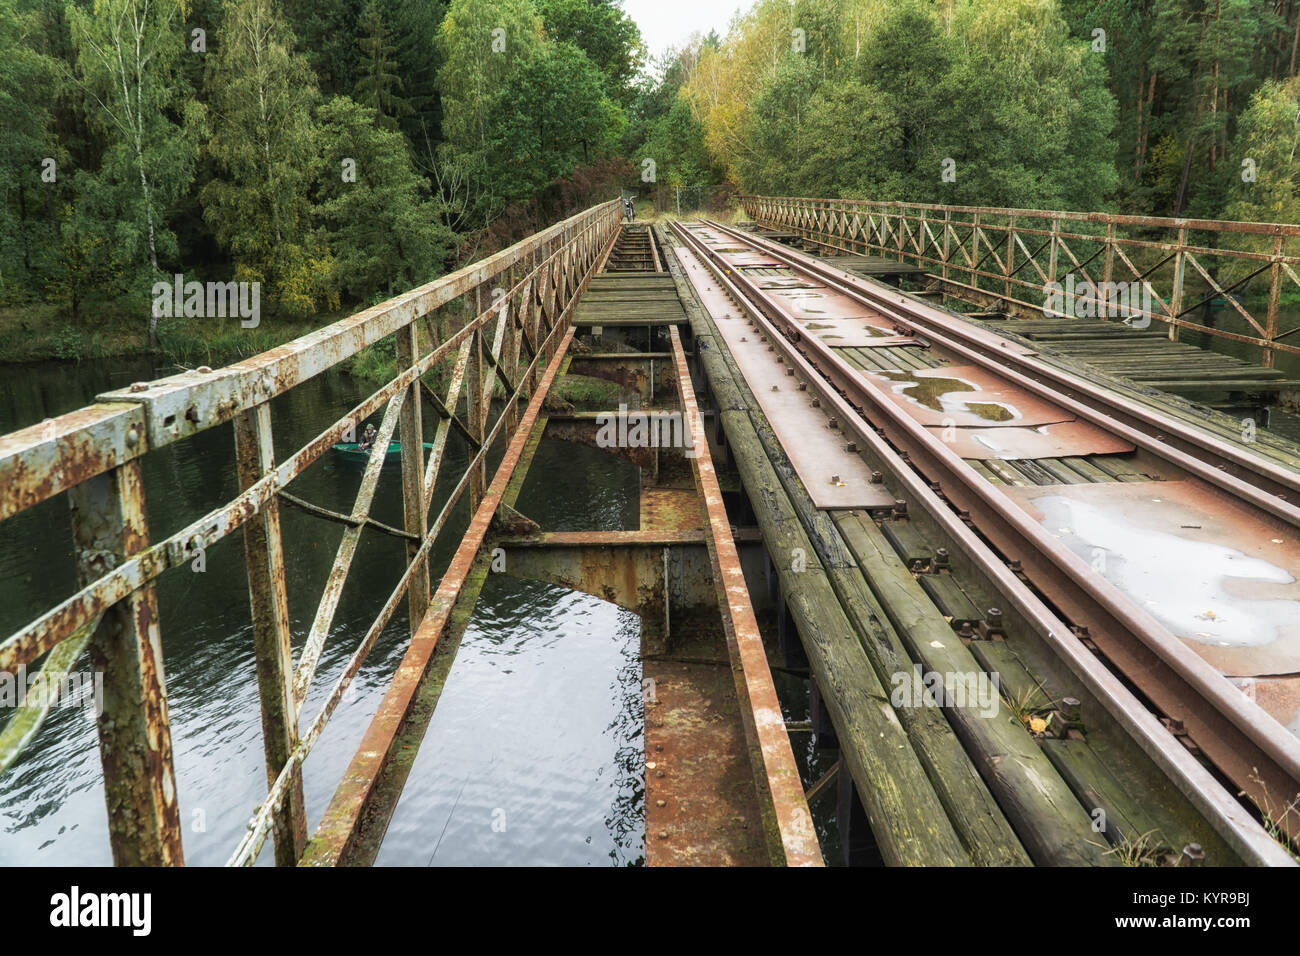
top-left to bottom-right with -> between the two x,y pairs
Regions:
623,0 -> 749,62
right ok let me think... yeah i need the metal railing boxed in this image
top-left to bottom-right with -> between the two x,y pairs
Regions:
741,195 -> 1300,368
0,199 -> 621,865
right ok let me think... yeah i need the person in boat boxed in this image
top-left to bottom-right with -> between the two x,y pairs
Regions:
358,423 -> 378,452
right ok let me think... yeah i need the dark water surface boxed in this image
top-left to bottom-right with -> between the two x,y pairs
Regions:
0,357 -> 645,866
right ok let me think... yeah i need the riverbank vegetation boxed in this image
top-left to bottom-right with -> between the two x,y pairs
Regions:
7,0 -> 1300,370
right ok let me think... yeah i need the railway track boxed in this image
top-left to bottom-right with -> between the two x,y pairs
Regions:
668,217 -> 1300,865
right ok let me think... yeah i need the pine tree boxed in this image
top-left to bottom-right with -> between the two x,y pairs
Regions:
202,0 -> 331,317
354,0 -> 413,129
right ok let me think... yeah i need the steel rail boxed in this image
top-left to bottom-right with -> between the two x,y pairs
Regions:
706,218 -> 1300,503
669,219 -> 1300,863
708,219 -> 1300,501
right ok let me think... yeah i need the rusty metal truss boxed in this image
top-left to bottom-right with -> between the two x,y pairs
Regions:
741,195 -> 1300,368
0,200 -> 621,866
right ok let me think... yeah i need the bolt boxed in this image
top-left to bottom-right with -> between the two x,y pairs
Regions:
185,406 -> 199,424
827,417 -> 838,430
1182,843 -> 1205,866
892,499 -> 908,517
129,382 -> 149,393
125,427 -> 140,448
846,441 -> 857,453
786,367 -> 795,376
870,471 -> 883,484
656,800 -> 666,808
956,621 -> 976,640
1061,696 -> 1081,723
934,548 -> 950,569
797,382 -> 806,391
811,398 -> 821,408
197,365 -> 213,374
771,385 -> 779,392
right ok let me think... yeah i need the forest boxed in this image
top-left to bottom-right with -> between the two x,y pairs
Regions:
5,0 -> 1300,364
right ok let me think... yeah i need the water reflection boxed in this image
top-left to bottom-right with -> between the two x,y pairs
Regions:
0,358 -> 646,866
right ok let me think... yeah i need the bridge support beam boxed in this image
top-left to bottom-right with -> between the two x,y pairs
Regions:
234,403 -> 308,865
68,459 -> 184,866
492,530 -> 718,655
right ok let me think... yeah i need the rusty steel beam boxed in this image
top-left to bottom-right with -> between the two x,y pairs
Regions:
300,327 -> 580,866
667,326 -> 822,867
292,394 -> 406,713
0,403 -> 146,522
395,323 -> 430,633
94,202 -> 620,451
234,403 -> 307,865
495,530 -> 718,623
67,462 -> 183,866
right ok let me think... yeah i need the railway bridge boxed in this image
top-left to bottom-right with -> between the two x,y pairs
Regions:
3,197 -> 1300,867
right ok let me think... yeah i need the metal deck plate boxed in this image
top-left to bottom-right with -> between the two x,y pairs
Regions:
928,421 -> 1134,459
1004,480 -> 1300,723
862,364 -> 1076,428
675,247 -> 894,510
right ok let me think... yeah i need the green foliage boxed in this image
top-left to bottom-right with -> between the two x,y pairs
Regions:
639,95 -> 722,189
1223,77 -> 1300,248
354,0 -> 413,129
438,0 -> 543,152
67,0 -> 204,341
201,0 -> 332,317
0,0 -> 59,305
314,96 -> 456,299
692,0 -> 1117,211
536,0 -> 644,102
484,41 -> 626,201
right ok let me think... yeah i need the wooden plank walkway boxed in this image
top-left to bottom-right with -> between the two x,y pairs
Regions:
982,317 -> 1300,402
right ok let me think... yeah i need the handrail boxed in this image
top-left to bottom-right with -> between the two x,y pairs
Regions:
0,198 -> 622,865
740,194 -> 1300,369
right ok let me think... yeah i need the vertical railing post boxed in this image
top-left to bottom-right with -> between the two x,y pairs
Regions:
970,212 -> 980,290
1266,231 -> 1284,369
233,403 -> 307,865
68,461 -> 184,866
1047,217 -> 1060,314
895,202 -> 905,262
1004,215 -> 1015,301
1102,220 -> 1114,288
1169,225 -> 1188,341
467,288 -> 486,509
395,321 -> 430,629
946,208 -> 956,286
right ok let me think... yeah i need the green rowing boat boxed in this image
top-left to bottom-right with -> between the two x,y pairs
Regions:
330,441 -> 435,464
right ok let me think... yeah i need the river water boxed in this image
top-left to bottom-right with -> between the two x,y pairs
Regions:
0,358 -> 645,866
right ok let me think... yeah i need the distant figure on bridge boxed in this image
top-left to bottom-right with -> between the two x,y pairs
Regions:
358,423 -> 377,453
623,197 -> 635,222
